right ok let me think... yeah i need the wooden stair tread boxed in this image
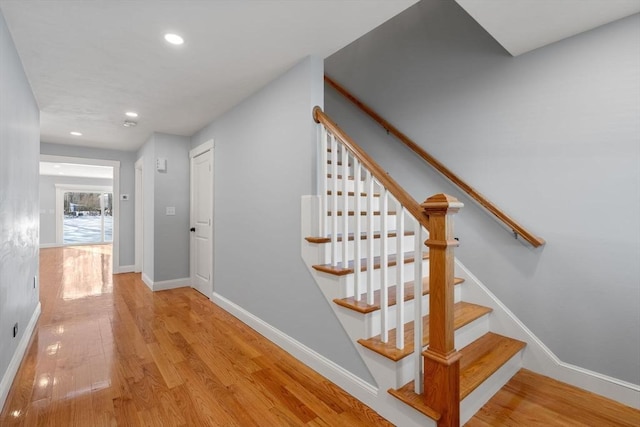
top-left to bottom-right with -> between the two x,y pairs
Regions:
312,251 -> 429,276
327,210 -> 396,216
334,277 -> 464,314
305,230 -> 415,244
358,302 -> 492,361
388,333 -> 525,420
388,381 -> 441,421
457,332 -> 526,400
327,190 -> 380,197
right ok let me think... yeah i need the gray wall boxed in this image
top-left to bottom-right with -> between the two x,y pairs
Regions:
40,143 -> 136,268
136,132 -> 190,283
326,1 -> 640,384
153,133 -> 190,282
39,175 -> 113,245
191,56 -> 373,383
0,9 -> 40,399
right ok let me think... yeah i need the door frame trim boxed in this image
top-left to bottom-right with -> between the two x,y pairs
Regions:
134,157 -> 144,273
189,139 -> 214,298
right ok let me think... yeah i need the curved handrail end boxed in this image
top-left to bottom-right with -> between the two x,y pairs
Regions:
312,106 -> 323,124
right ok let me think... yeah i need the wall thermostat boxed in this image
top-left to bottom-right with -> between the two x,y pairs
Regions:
156,158 -> 167,172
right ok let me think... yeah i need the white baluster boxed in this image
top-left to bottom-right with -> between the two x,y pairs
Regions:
380,188 -> 389,343
396,205 -> 405,349
330,135 -> 339,266
366,172 -> 375,306
413,224 -> 424,394
320,125 -> 328,237
341,146 -> 349,273
353,158 -> 362,301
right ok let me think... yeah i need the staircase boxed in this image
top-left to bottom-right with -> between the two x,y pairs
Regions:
302,107 -> 528,426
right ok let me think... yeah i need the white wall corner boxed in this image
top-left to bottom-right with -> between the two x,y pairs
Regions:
0,302 -> 41,412
141,273 -> 153,290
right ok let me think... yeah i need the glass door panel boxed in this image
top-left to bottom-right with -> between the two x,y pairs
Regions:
63,191 -> 113,244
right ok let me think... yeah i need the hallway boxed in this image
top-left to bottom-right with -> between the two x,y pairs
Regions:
0,245 -> 391,426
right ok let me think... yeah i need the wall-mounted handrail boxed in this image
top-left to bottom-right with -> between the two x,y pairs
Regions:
313,106 -> 430,232
325,75 -> 545,248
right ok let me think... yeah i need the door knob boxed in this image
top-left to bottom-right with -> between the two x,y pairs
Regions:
190,227 -> 196,232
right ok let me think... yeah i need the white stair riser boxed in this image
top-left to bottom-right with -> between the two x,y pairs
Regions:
320,235 -> 418,264
326,195 -> 382,211
325,213 -> 399,232
341,259 -> 430,297
325,178 -> 362,194
394,314 -> 492,388
363,286 -> 463,338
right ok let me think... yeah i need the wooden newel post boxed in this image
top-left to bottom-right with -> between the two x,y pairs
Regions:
422,193 -> 463,427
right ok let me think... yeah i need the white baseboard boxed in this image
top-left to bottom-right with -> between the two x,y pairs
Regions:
153,277 -> 190,291
39,243 -> 61,248
456,260 -> 640,409
142,273 -> 153,290
0,302 -> 41,412
212,292 -> 378,402
116,265 -> 135,274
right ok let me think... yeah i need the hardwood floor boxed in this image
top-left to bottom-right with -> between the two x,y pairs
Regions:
2,245 -> 639,426
0,245 -> 391,426
466,369 -> 640,427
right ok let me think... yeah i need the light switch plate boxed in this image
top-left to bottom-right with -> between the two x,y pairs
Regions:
166,207 -> 176,216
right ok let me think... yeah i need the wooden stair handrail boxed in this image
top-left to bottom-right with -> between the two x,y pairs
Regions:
313,106 -> 430,232
325,75 -> 545,248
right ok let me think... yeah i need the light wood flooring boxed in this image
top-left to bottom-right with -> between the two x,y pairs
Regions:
0,245 -> 391,426
1,245 -> 639,426
467,369 -> 640,426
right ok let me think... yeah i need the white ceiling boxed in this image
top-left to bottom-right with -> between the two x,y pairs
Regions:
40,162 -> 113,179
3,1 -> 638,154
0,0 -> 418,151
456,0 -> 640,56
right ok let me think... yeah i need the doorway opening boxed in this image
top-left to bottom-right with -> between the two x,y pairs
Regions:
40,155 -> 121,274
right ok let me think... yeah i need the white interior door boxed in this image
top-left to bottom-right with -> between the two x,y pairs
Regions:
190,141 -> 213,297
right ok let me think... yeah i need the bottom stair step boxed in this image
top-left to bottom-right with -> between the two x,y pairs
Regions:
458,332 -> 526,400
388,332 -> 526,420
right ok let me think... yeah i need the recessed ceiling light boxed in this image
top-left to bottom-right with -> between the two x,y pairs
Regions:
70,131 -> 82,136
125,111 -> 138,118
164,33 -> 184,45
123,120 -> 137,127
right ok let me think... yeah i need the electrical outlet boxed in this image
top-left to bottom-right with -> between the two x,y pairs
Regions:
13,323 -> 18,338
